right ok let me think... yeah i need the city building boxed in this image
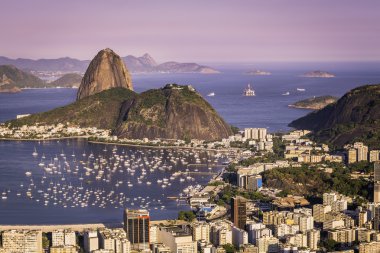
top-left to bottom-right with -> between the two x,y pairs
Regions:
84,230 -> 99,253
52,230 -> 76,247
231,196 -> 247,229
232,226 -> 249,247
98,228 -> 131,253
346,142 -> 369,163
374,162 -> 380,203
374,206 -> 380,231
244,128 -> 268,141
328,229 -> 356,244
246,222 -> 272,245
355,142 -> 369,162
2,230 -> 42,253
370,150 -> 380,162
192,222 -> 210,242
123,209 -> 150,250
210,221 -> 233,246
306,229 -> 320,250
50,245 -> 78,253
313,204 -> 332,223
256,236 -> 279,253
157,226 -> 197,253
347,148 -> 357,164
359,241 -> 380,253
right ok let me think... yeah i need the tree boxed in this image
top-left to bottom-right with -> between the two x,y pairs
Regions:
42,233 -> 50,249
223,243 -> 236,253
178,210 -> 196,222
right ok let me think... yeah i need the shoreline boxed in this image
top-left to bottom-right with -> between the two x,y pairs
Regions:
0,223 -> 122,233
0,136 -> 239,153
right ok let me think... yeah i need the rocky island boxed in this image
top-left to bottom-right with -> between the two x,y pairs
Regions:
289,95 -> 337,110
7,48 -> 232,142
245,70 -> 271,76
301,70 -> 335,78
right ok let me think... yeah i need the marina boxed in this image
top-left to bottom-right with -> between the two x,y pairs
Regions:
0,139 -> 226,224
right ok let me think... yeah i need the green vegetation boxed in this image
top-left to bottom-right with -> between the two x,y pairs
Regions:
290,84 -> 380,149
222,243 -> 236,253
8,87 -> 136,130
319,238 -> 342,252
178,210 -> 196,222
231,125 -> 240,135
262,164 -> 370,200
50,73 -> 82,87
218,184 -> 272,206
42,233 -> 50,249
347,161 -> 373,173
290,95 -> 337,109
117,84 -> 232,141
208,181 -> 224,186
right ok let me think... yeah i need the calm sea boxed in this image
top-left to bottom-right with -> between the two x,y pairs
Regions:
0,62 -> 379,224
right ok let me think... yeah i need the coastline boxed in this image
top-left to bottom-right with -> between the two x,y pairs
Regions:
287,104 -> 315,110
0,136 -> 239,153
0,223 -> 122,233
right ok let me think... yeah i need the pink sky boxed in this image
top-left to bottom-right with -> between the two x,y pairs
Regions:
0,0 -> 379,62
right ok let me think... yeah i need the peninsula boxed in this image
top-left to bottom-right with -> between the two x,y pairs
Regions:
5,48 -> 232,142
289,95 -> 337,110
289,84 -> 380,148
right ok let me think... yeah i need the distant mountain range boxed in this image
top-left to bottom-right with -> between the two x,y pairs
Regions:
0,53 -> 219,74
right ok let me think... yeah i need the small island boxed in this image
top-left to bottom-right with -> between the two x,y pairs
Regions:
289,95 -> 337,110
302,70 -> 335,78
245,69 -> 271,76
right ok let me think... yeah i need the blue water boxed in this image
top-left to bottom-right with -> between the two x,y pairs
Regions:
0,139 -> 220,224
1,63 -> 380,224
1,62 -> 379,131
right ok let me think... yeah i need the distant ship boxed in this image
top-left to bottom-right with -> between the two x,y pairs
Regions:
207,92 -> 215,97
297,88 -> 306,92
282,91 -> 290,96
243,84 -> 255,96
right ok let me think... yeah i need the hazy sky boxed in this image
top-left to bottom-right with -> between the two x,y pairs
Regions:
1,0 -> 379,62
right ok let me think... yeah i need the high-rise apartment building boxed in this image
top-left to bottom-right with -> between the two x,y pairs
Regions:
306,229 -> 320,250
346,142 -> 369,163
244,128 -> 267,141
192,222 -> 210,242
313,204 -> 332,223
52,230 -> 76,247
123,209 -> 150,250
347,148 -> 357,164
370,150 -> 380,162
374,162 -> 380,203
231,196 -> 247,229
354,142 -> 369,162
374,205 -> 380,231
98,228 -> 131,253
2,230 -> 42,253
84,230 -> 99,253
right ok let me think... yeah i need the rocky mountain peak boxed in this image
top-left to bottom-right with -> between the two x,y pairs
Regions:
139,53 -> 157,67
76,48 -> 133,100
